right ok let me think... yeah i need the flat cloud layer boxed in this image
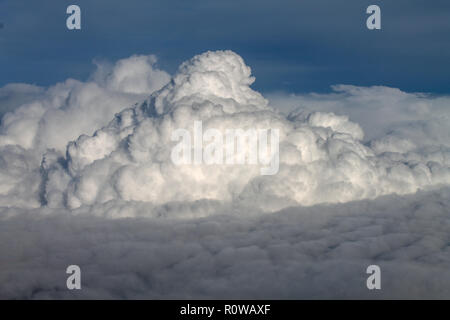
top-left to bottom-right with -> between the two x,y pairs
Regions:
0,51 -> 449,298
1,188 -> 450,299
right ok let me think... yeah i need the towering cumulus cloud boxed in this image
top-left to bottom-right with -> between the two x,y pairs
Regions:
0,51 -> 449,298
36,51 -> 449,215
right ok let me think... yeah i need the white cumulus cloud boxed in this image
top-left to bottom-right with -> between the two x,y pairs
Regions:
0,50 -> 449,298
34,51 -> 450,213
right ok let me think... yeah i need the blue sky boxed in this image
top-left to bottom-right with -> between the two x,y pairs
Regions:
0,0 -> 449,93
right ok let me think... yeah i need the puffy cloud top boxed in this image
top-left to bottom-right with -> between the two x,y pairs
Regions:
28,51 -> 449,214
94,55 -> 170,95
0,50 -> 448,214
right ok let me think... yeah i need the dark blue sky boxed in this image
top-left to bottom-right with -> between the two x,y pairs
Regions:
0,0 -> 449,93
